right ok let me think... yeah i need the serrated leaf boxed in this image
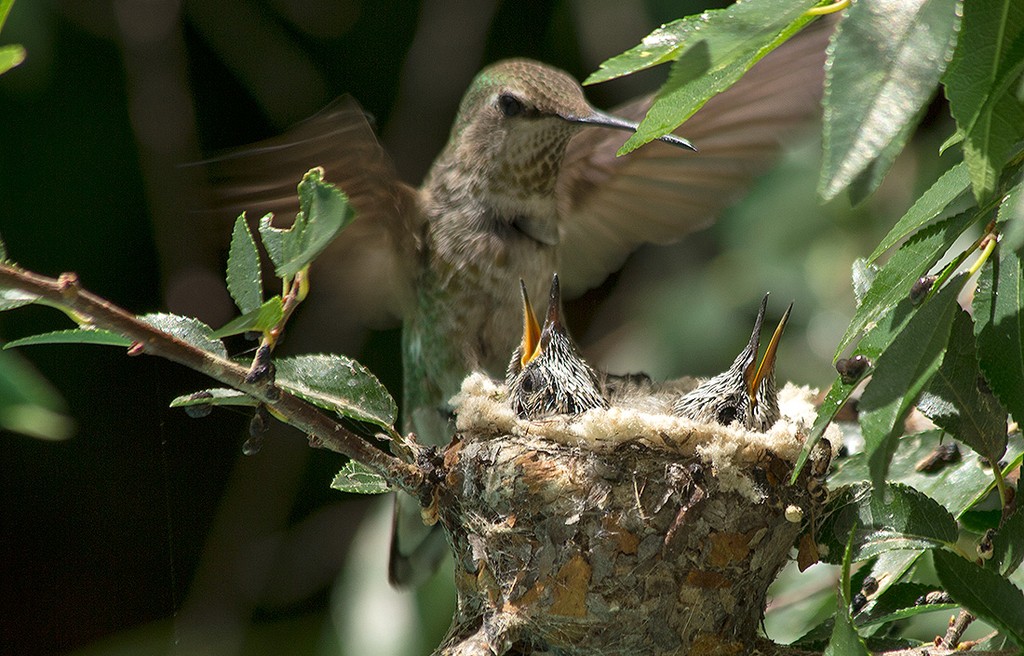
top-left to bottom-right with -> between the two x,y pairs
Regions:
859,274 -> 966,487
973,248 -> 1024,424
0,286 -> 38,311
331,461 -> 390,494
212,297 -> 284,338
825,527 -> 871,656
934,549 -> 1024,647
855,582 -> 956,628
258,168 -> 354,279
835,211 -> 979,359
831,430 -> 1024,520
992,505 -> 1024,576
943,0 -> 1024,202
867,162 -> 974,262
169,388 -> 257,408
140,313 -> 227,358
919,310 -> 1008,462
819,483 -> 959,562
226,216 -> 263,314
616,0 -> 818,155
275,354 -> 396,429
819,0 -> 961,202
5,329 -> 132,348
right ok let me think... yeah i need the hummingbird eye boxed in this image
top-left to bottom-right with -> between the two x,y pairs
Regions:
716,404 -> 739,426
520,370 -> 537,393
497,93 -> 526,118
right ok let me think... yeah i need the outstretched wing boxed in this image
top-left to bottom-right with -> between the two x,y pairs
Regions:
556,18 -> 832,298
199,97 -> 421,329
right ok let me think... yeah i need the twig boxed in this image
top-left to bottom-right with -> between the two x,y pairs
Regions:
939,609 -> 976,650
0,262 -> 425,495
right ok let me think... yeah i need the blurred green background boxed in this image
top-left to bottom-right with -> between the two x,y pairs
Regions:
0,1 -> 962,655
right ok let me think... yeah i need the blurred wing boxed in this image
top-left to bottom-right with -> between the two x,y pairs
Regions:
556,18 -> 832,298
199,97 -> 420,327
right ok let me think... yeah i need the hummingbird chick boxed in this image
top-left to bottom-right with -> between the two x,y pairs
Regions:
508,274 -> 607,420
673,295 -> 792,432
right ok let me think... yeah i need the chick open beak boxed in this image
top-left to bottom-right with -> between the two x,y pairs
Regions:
518,279 -> 542,368
745,301 -> 793,408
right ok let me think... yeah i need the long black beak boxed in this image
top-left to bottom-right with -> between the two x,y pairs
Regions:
564,109 -> 697,151
539,273 -> 567,348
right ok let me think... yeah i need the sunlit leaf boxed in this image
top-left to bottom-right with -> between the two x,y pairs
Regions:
615,0 -> 818,154
0,348 -> 73,440
226,215 -> 263,314
169,388 -> 257,409
275,354 -> 396,429
818,483 -> 958,563
835,212 -> 979,359
0,286 -> 38,311
934,549 -> 1024,647
866,162 -> 973,262
918,310 -> 1008,462
140,313 -> 227,358
819,0 -> 961,202
973,247 -> 1024,426
0,43 -> 24,75
212,297 -> 284,338
5,329 -> 132,348
999,179 -> 1024,253
851,258 -> 878,307
331,461 -> 390,495
943,0 -> 1024,201
824,525 -> 871,656
258,168 -> 355,279
859,274 -> 966,487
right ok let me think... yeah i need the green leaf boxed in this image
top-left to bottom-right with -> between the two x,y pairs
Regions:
275,354 -> 396,429
0,348 -> 73,440
831,430 -> 1024,521
0,43 -> 24,75
835,211 -> 979,359
818,483 -> 959,562
226,216 -> 263,314
866,162 -> 974,263
992,505 -> 1024,576
258,168 -> 355,279
0,232 -> 6,261
169,388 -> 257,409
615,0 -> 819,155
859,274 -> 966,487
331,461 -> 390,495
825,526 -> 871,656
851,258 -> 878,307
211,297 -> 284,338
0,286 -> 38,311
934,549 -> 1024,647
973,247 -> 1024,426
943,0 -> 1024,201
999,178 -> 1024,255
819,0 -> 961,202
855,582 -> 957,627
0,0 -> 14,29
5,329 -> 132,348
140,313 -> 227,358
918,310 -> 1008,463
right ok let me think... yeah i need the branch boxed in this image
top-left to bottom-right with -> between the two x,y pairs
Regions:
0,262 -> 424,495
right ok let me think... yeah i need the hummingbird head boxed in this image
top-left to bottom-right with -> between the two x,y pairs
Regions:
673,295 -> 792,432
507,273 -> 608,420
446,59 -> 694,200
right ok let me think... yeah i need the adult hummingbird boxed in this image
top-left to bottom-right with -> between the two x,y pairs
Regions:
673,294 -> 792,431
507,274 -> 607,420
202,18 -> 830,585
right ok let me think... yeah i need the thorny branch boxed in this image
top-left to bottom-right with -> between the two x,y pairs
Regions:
0,262 -> 425,495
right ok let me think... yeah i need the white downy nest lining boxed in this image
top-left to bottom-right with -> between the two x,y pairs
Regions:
452,373 -> 841,501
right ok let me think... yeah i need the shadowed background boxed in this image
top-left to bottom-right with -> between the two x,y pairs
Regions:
0,1 -> 959,654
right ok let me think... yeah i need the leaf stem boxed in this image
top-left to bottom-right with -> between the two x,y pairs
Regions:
967,231 -> 998,277
0,262 -> 426,495
806,0 -> 849,16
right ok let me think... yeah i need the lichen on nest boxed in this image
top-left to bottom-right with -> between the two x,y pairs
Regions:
452,372 -> 841,500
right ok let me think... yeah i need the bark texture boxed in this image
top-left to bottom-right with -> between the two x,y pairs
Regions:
431,375 -> 833,655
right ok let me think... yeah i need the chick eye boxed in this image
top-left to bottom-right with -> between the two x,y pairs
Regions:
520,370 -> 537,393
717,404 -> 738,426
497,93 -> 525,117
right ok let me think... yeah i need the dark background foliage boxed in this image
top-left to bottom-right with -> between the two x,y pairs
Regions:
0,1 -> 954,654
